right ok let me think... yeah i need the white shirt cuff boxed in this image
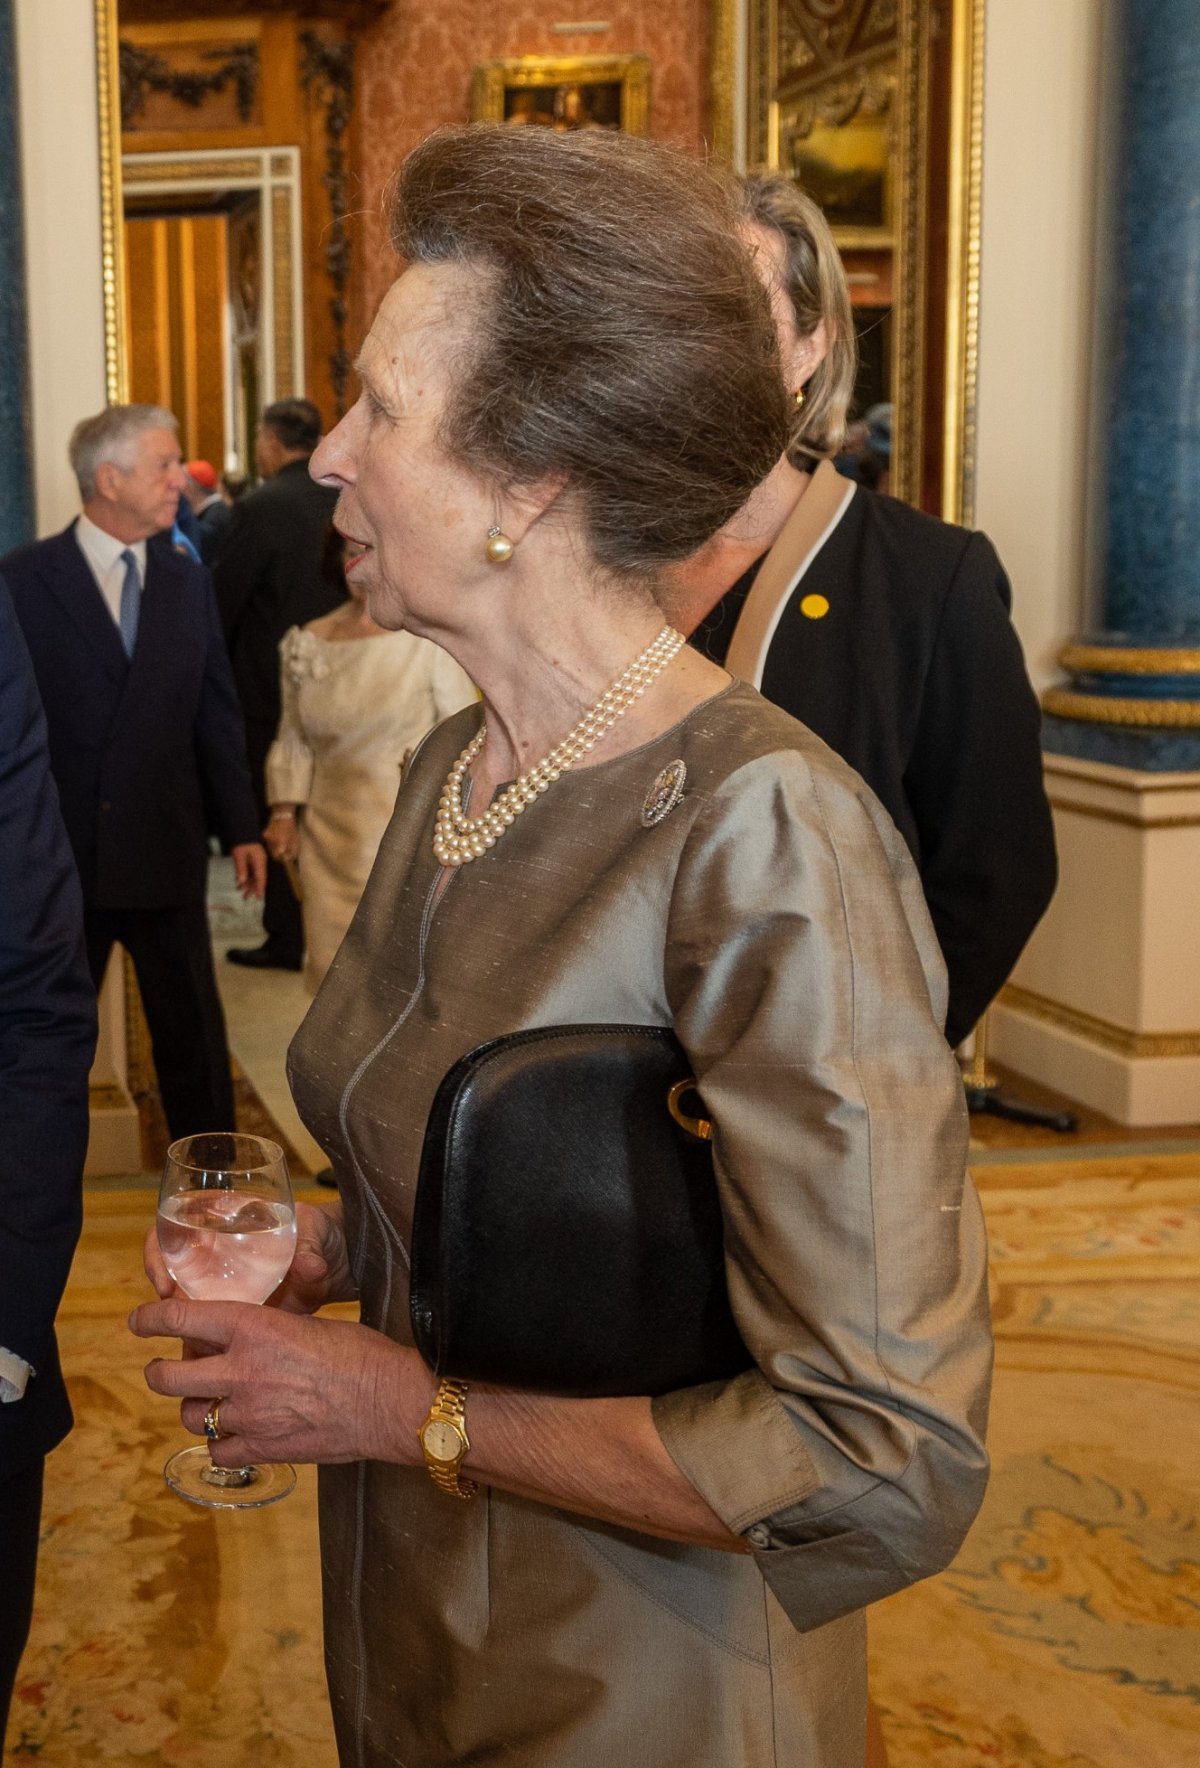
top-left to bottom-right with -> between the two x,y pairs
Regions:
0,1345 -> 34,1401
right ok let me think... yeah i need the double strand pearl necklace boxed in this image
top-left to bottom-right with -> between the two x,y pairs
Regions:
433,625 -> 686,867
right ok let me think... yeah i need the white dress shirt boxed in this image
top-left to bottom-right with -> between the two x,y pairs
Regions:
0,1345 -> 32,1402
74,513 -> 147,624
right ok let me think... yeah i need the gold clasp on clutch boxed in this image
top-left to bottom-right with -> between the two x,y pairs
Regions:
667,1079 -> 713,1142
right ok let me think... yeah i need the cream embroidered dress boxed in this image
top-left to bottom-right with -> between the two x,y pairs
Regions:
265,625 -> 474,992
288,684 -> 992,1768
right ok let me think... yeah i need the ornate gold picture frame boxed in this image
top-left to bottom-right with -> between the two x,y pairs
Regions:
471,53 -> 651,137
713,0 -> 985,524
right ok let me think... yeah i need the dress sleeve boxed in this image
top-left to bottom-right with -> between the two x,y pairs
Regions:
653,749 -> 992,1634
265,628 -> 315,806
905,533 -> 1058,1047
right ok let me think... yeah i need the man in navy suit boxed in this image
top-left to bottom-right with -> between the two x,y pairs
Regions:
0,578 -> 96,1747
1,405 -> 266,1139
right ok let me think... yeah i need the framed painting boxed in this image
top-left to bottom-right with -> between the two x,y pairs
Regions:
471,53 -> 651,137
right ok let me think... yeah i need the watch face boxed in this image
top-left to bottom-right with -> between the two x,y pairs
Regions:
422,1419 -> 463,1464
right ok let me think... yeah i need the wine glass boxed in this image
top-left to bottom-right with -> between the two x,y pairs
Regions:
156,1131 -> 298,1509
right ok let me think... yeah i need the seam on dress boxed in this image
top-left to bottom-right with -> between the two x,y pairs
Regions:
343,884 -> 451,1768
351,1458 -> 370,1768
580,1532 -> 769,1667
337,866 -> 449,1278
763,1578 -> 780,1767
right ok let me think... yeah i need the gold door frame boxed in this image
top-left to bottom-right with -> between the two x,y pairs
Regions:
97,0 -> 128,402
122,147 -> 306,419
709,0 -> 986,525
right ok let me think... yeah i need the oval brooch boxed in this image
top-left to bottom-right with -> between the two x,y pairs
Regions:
641,760 -> 687,828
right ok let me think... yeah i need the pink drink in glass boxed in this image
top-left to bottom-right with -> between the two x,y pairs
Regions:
157,1190 -> 297,1304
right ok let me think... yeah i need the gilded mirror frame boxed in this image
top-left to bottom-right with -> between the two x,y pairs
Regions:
710,0 -> 985,525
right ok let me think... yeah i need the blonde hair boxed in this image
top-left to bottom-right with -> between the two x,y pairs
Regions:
738,174 -> 857,460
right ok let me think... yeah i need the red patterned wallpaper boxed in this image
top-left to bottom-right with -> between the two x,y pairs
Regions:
350,1 -> 713,335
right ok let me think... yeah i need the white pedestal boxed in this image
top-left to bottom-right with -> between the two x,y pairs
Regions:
990,754 -> 1200,1126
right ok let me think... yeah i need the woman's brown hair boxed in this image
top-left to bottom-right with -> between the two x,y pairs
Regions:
738,173 -> 857,460
390,125 -> 791,581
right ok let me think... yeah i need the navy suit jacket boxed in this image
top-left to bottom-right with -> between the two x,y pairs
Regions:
0,578 -> 97,1478
1,524 -> 260,909
213,460 -> 340,735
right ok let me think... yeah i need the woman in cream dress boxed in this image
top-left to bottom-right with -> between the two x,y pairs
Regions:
264,565 -> 474,992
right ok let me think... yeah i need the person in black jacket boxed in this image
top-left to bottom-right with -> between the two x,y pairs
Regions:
214,398 -> 341,970
1,405 -> 265,1140
664,174 -> 1056,1050
0,577 -> 97,1748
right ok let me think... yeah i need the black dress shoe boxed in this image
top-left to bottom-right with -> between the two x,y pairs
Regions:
226,942 -> 303,971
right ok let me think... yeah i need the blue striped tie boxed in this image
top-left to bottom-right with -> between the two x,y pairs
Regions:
118,548 -> 140,658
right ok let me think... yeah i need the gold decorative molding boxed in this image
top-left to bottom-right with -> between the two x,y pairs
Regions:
743,1 -> 987,512
1042,689 -> 1200,728
889,0 -> 926,508
96,0 -> 128,403
710,0 -> 738,165
272,187 -> 294,399
124,156 -> 262,182
999,984 -> 1200,1061
1059,643 -> 1200,676
941,0 -> 985,528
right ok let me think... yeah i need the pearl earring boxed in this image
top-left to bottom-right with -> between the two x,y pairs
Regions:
485,526 -> 514,564
793,386 -> 807,409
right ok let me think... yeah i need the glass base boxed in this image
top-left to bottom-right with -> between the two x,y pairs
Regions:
163,1443 -> 297,1510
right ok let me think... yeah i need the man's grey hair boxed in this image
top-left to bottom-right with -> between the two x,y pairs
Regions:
68,404 -> 178,502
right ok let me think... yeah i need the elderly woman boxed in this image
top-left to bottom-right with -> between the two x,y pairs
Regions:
134,126 -> 991,1768
666,175 -> 1057,1051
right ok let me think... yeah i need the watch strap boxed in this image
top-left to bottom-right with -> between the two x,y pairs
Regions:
419,1377 -> 478,1499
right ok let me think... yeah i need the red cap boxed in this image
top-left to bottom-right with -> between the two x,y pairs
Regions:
186,459 -> 218,490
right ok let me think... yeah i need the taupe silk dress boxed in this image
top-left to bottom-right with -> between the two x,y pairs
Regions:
288,681 -> 992,1768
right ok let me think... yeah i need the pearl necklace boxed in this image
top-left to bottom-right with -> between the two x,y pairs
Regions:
433,625 -> 686,867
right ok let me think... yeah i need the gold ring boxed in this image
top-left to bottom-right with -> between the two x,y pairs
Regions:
203,1399 -> 225,1442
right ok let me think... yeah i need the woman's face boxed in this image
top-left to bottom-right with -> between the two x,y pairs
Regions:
310,264 -> 493,636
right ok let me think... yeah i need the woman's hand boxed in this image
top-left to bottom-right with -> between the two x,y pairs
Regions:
271,1199 -> 355,1314
129,1298 -> 431,1469
142,1199 -> 355,1314
264,805 -> 301,863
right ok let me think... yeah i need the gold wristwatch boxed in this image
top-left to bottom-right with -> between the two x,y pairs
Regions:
417,1378 -> 478,1499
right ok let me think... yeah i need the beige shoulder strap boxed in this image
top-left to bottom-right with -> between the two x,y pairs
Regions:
724,459 -> 855,687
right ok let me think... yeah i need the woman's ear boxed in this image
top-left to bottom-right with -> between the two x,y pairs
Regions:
496,470 -> 572,546
791,318 -> 832,390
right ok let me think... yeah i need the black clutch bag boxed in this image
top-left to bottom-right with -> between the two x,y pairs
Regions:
409,1024 -> 750,1397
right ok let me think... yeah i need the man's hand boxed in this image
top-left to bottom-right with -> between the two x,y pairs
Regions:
232,841 -> 267,899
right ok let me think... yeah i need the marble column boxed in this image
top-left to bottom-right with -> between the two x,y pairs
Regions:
0,0 -> 35,556
1042,0 -> 1200,771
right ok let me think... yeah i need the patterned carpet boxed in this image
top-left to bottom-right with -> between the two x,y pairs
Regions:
6,1151 -> 1198,1765
870,1150 -> 1200,1766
